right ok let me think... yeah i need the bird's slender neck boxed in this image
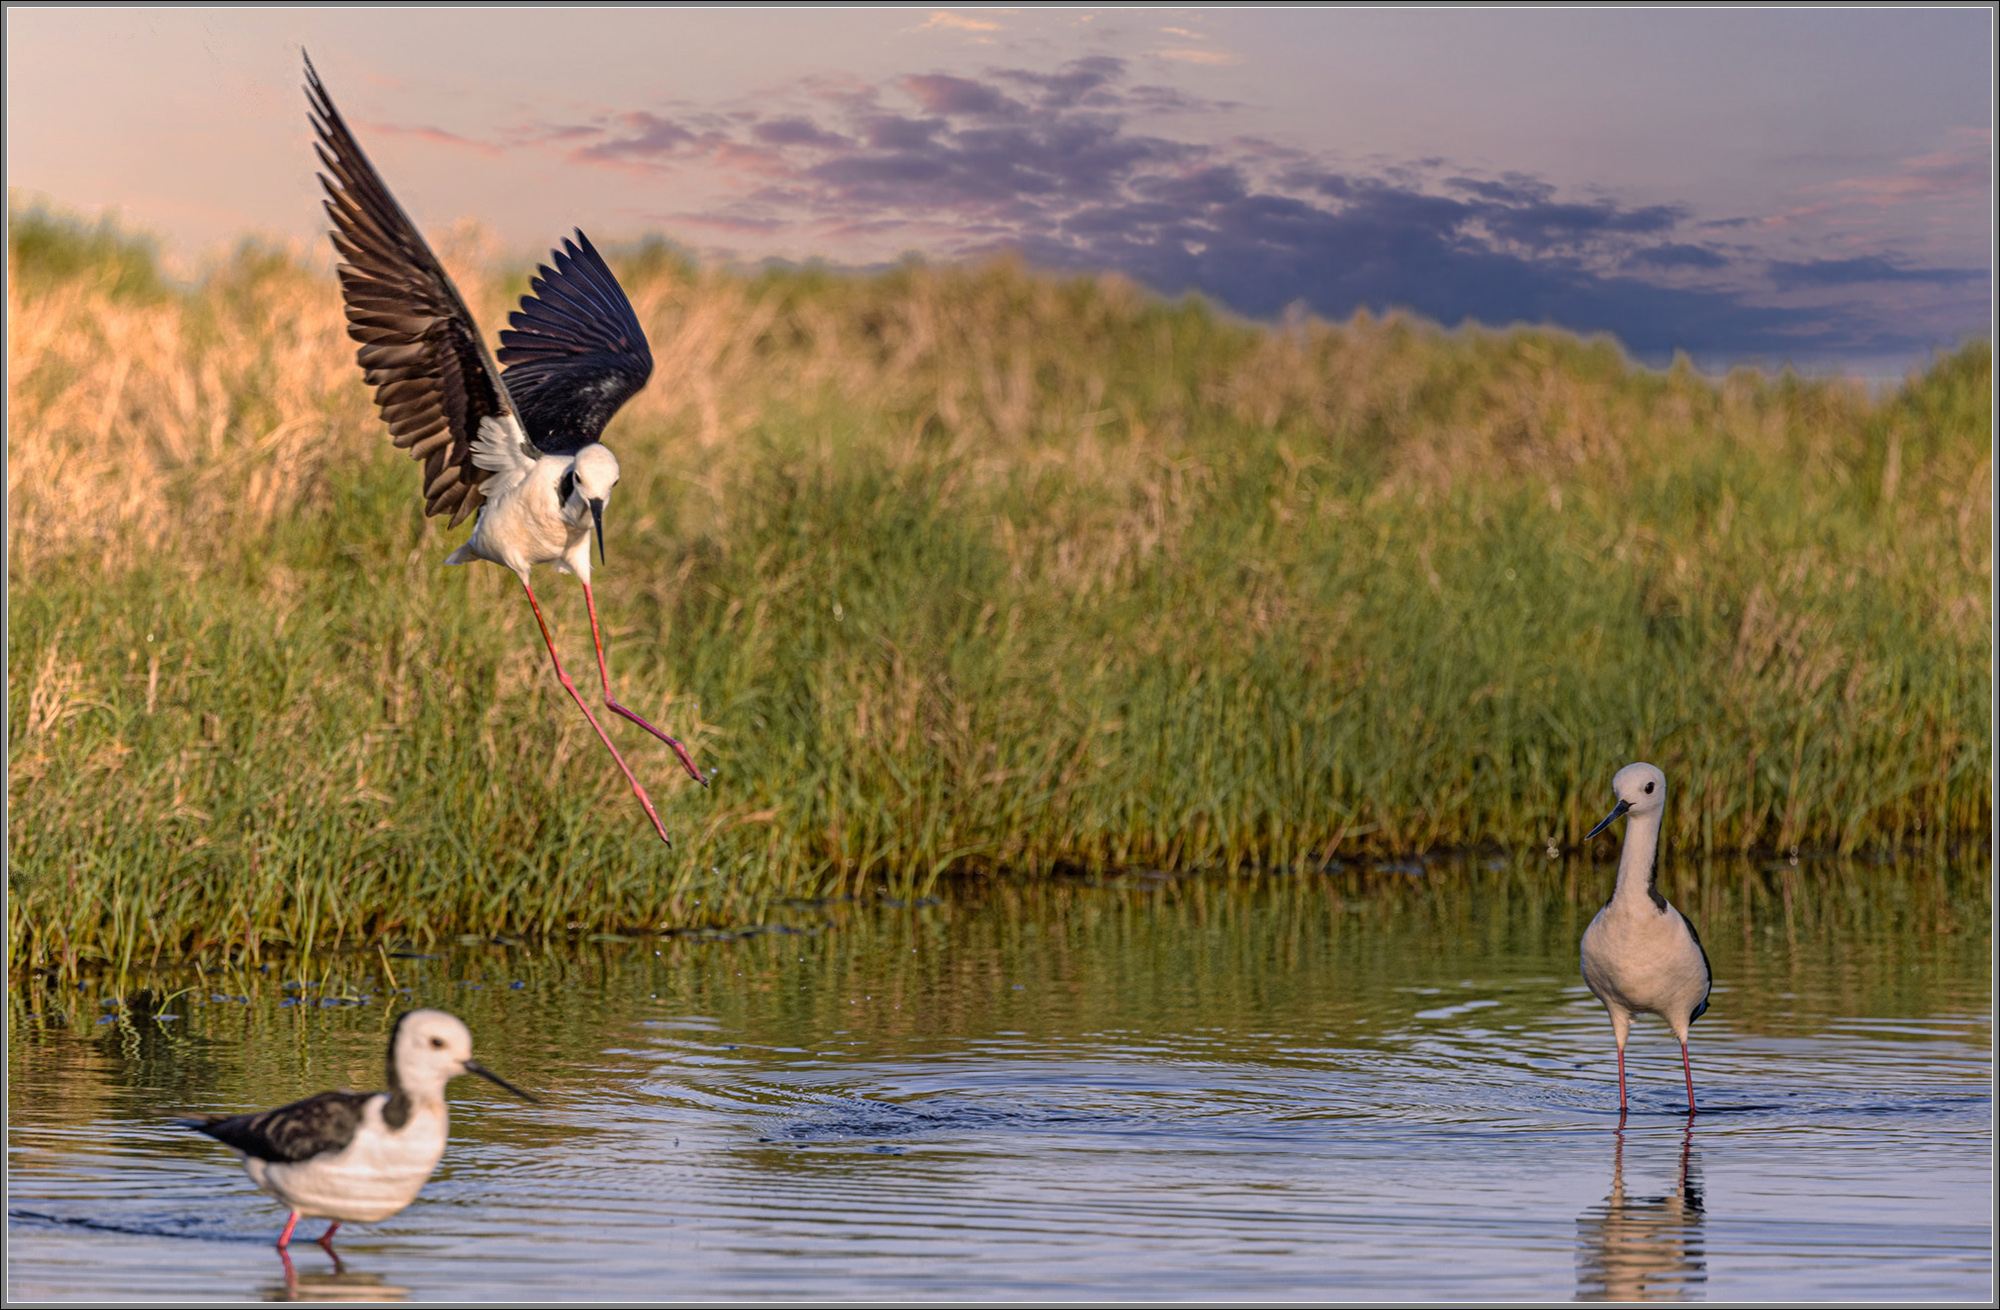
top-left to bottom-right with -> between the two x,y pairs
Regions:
383,1053 -> 414,1129
383,1052 -> 450,1127
1612,808 -> 1665,911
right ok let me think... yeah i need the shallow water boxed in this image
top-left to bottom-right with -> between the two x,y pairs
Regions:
8,859 -> 1991,1301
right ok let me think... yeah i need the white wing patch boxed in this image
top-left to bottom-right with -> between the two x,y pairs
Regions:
470,415 -> 539,501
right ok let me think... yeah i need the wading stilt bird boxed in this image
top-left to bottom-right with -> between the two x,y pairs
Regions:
1579,762 -> 1713,1116
184,1010 -> 536,1249
305,54 -> 705,845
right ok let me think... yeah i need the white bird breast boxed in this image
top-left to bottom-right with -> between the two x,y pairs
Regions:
243,1097 -> 450,1223
1581,902 -> 1708,1026
447,420 -> 592,582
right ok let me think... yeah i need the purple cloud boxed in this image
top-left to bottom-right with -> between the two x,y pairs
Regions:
859,115 -> 946,151
538,57 -> 1987,364
1767,255 -> 1985,289
1478,199 -> 1688,245
575,111 -> 699,163
752,117 -> 852,150
903,74 -> 1025,118
992,56 -> 1127,109
1626,243 -> 1731,270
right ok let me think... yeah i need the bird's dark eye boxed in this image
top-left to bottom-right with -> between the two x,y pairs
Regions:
557,470 -> 576,504
1644,781 -> 1655,794
430,1037 -> 446,1049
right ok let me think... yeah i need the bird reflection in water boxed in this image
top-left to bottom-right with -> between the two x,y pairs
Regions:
1575,1119 -> 1705,1302
266,1247 -> 409,1303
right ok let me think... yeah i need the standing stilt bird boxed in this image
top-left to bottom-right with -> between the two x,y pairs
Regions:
1579,762 -> 1712,1116
304,54 -> 705,845
185,1010 -> 536,1249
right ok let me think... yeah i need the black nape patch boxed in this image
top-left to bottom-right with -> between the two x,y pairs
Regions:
382,1089 -> 412,1130
557,469 -> 576,507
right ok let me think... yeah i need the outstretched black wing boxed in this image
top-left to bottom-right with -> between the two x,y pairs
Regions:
496,231 -> 654,455
305,52 -> 521,527
188,1089 -> 376,1164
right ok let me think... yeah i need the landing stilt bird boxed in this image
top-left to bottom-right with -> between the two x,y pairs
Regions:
1579,762 -> 1713,1116
305,54 -> 705,845
185,1010 -> 536,1249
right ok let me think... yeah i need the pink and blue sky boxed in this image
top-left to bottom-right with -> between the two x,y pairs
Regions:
7,7 -> 1991,374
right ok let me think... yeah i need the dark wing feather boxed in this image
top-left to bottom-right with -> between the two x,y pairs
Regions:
1682,912 -> 1713,1023
189,1090 -> 375,1163
304,53 -> 518,527
496,231 -> 653,455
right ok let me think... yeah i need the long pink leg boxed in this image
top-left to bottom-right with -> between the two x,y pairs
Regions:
522,581 -> 673,845
1616,1043 -> 1628,1115
317,1221 -> 341,1247
1681,1040 -> 1698,1115
583,582 -> 707,786
275,1210 -> 301,1250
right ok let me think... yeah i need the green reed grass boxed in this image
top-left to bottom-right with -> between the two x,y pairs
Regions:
7,205 -> 1991,975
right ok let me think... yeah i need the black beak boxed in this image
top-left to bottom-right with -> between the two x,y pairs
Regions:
1585,798 -> 1632,841
463,1059 -> 540,1104
588,498 -> 605,566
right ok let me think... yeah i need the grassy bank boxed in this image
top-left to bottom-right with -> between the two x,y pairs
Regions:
7,204 -> 1991,974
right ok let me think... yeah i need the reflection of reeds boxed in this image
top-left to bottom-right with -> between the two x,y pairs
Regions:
11,857 -> 1988,1107
6,207 -> 1991,973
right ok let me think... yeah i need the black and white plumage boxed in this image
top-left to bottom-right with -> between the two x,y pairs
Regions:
1579,762 -> 1713,1116
186,1009 -> 535,1250
304,54 -> 705,842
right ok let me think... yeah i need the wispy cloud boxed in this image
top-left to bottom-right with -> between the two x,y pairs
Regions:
572,111 -> 703,168
358,121 -> 505,158
1624,243 -> 1730,271
1767,255 -> 1985,290
1810,127 -> 1990,209
1754,127 -> 1991,274
1153,48 -> 1245,66
913,12 -> 1003,35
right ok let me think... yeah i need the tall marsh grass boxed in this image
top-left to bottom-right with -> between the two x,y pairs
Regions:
7,206 -> 1991,975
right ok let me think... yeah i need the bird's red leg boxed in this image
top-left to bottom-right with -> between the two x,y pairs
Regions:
522,580 -> 674,845
317,1221 -> 341,1248
1617,1043 -> 1628,1115
1680,1040 -> 1697,1115
583,582 -> 707,786
276,1210 -> 301,1250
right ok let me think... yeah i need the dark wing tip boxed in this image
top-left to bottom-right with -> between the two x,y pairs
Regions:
302,50 -> 335,120
496,228 -> 653,451
305,58 -> 512,518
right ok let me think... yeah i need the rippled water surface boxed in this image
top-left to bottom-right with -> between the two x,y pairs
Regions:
8,860 -> 1991,1301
